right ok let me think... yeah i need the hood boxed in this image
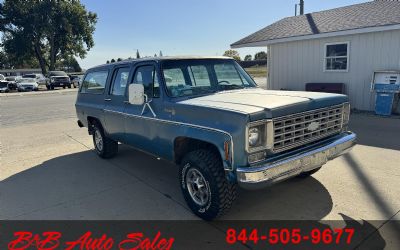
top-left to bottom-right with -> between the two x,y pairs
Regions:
178,88 -> 348,119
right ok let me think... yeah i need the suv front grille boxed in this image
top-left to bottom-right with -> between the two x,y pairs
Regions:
273,105 -> 343,153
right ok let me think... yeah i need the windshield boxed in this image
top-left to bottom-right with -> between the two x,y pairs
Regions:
162,59 -> 257,98
49,71 -> 67,77
23,74 -> 36,78
20,78 -> 36,83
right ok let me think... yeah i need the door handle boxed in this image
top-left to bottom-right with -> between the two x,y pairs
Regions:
104,98 -> 111,101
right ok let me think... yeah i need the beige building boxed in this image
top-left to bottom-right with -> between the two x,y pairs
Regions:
232,1 -> 400,111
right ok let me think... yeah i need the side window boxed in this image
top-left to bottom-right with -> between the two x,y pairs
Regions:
111,67 -> 130,96
81,71 -> 109,94
132,65 -> 160,98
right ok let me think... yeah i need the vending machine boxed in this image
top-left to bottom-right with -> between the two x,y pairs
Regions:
371,71 -> 400,116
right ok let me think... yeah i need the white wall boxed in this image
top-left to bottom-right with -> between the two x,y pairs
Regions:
268,30 -> 400,111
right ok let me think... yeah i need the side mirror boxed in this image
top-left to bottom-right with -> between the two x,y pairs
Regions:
128,84 -> 145,105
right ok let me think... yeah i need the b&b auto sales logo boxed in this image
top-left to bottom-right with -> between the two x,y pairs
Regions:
7,231 -> 174,250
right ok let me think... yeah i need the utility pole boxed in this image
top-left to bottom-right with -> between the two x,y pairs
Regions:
299,0 -> 304,15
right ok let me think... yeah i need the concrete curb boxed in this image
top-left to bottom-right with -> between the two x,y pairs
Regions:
0,88 -> 78,98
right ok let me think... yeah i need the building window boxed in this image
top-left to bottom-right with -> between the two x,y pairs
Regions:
324,42 -> 349,72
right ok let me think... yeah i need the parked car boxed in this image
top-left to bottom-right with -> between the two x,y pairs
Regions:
75,56 -> 356,220
23,73 -> 47,85
46,71 -> 71,90
17,78 -> 39,91
4,76 -> 19,91
70,75 -> 83,88
0,81 -> 10,93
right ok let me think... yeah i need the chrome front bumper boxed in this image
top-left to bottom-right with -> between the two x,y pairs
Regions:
236,132 -> 356,189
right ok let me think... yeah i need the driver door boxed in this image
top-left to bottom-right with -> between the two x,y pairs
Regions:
124,63 -> 163,154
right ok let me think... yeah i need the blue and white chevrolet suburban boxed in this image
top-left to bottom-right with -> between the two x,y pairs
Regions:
75,56 -> 356,220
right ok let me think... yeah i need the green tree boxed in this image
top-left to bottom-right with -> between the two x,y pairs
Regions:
106,60 -> 110,64
0,51 -> 11,69
136,49 -> 140,59
223,49 -> 241,61
57,56 -> 82,72
0,0 -> 97,74
117,58 -> 122,62
254,51 -> 267,60
111,58 -> 116,63
244,55 -> 252,61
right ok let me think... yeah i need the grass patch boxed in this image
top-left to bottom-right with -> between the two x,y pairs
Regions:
244,66 -> 267,78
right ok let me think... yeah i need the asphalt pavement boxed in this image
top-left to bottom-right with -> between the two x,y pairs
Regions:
1,89 -> 399,249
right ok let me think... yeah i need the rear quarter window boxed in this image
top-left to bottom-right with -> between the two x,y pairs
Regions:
80,71 -> 109,94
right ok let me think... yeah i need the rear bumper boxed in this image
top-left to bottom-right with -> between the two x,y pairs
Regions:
236,132 -> 356,189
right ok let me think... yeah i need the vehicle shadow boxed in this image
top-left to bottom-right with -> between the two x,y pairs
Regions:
349,113 -> 400,151
1,145 -> 332,221
0,146 -> 388,248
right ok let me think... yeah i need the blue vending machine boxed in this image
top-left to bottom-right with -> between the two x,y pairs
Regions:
371,71 -> 400,116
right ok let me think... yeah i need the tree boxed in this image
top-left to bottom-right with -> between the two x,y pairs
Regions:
0,51 -> 11,69
254,51 -> 267,60
117,58 -> 122,62
106,60 -> 110,64
111,58 -> 116,63
159,50 -> 163,57
244,55 -> 252,61
154,54 -> 157,57
0,0 -> 97,74
136,49 -> 140,59
223,49 -> 241,61
57,55 -> 82,72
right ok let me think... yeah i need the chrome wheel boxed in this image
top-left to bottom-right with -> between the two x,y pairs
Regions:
186,168 -> 210,206
94,129 -> 103,151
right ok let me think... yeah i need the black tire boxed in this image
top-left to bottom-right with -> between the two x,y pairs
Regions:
91,121 -> 118,158
297,167 -> 322,178
63,86 -> 66,89
179,149 -> 237,220
67,84 -> 72,89
46,85 -> 50,90
50,85 -> 55,90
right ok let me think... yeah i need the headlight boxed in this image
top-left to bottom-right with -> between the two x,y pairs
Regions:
248,124 -> 265,149
248,127 -> 260,146
342,102 -> 350,126
50,78 -> 55,83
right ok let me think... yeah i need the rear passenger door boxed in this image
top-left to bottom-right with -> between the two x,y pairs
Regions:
103,65 -> 131,143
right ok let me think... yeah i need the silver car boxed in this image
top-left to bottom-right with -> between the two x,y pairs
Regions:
17,78 -> 39,91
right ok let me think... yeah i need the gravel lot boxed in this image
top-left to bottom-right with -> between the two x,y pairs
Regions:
1,88 -> 399,248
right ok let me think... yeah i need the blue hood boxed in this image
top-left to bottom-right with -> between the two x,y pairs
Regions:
178,88 -> 348,120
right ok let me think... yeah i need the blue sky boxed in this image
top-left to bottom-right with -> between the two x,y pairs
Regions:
78,0 -> 367,69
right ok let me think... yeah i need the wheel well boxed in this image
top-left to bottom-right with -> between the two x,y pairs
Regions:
87,116 -> 101,135
174,137 -> 221,165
